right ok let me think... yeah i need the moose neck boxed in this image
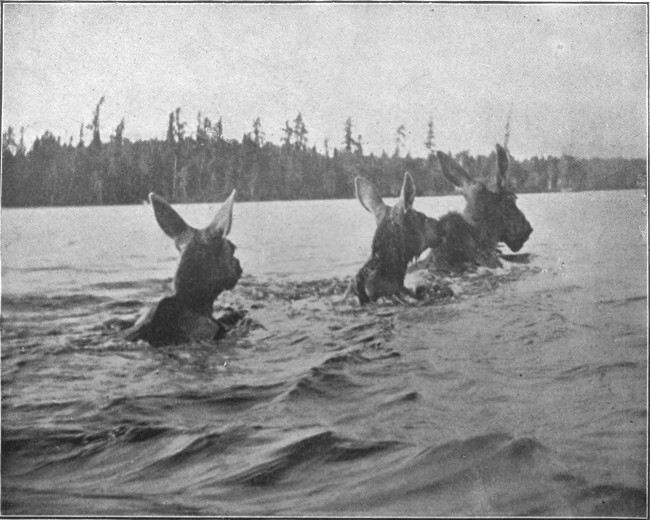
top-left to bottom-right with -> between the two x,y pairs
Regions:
173,261 -> 223,316
462,190 -> 503,248
371,215 -> 416,281
173,289 -> 219,316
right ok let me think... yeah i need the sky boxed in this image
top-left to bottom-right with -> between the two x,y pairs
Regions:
2,3 -> 648,159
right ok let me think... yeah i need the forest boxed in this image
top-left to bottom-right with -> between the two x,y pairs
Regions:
1,101 -> 646,208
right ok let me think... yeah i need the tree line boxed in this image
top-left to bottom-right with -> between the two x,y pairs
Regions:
2,101 -> 646,207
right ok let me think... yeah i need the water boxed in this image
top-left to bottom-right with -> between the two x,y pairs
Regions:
1,190 -> 647,516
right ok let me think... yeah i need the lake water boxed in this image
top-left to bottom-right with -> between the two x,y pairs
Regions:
1,190 -> 647,516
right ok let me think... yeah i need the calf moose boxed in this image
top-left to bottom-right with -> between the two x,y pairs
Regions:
125,190 -> 244,345
351,172 -> 443,304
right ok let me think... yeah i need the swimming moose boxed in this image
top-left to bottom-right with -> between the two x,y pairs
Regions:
350,172 -> 443,304
427,144 -> 533,273
125,191 -> 244,346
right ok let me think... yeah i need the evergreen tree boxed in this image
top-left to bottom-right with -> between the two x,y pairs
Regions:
18,126 -> 26,155
2,126 -> 16,153
83,98 -> 106,204
196,112 -> 204,142
344,117 -> 354,152
170,108 -> 187,200
293,113 -> 308,151
2,127 -> 18,206
215,118 -> 223,141
174,107 -> 186,142
394,124 -> 406,157
504,111 -> 512,151
281,120 -> 293,148
202,116 -> 213,143
252,117 -> 265,147
87,96 -> 105,149
355,134 -> 363,155
425,117 -> 435,156
166,112 -> 175,144
113,119 -> 125,147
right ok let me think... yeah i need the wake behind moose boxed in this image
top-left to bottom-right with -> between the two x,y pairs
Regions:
124,190 -> 244,346
426,144 -> 533,273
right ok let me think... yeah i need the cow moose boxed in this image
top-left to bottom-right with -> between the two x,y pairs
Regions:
428,144 -> 533,273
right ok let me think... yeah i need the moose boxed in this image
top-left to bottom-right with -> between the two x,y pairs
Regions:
427,144 -> 533,273
350,172 -> 443,304
124,190 -> 244,346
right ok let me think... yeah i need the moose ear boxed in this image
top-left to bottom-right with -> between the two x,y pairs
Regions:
149,192 -> 190,239
436,151 -> 475,189
355,177 -> 389,223
207,189 -> 236,237
495,143 -> 509,190
399,172 -> 416,211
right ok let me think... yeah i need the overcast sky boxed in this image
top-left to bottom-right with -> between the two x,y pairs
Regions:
2,3 -> 647,159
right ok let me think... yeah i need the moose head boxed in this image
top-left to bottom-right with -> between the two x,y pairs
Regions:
352,172 -> 442,303
125,191 -> 243,345
436,144 -> 533,252
149,190 -> 242,314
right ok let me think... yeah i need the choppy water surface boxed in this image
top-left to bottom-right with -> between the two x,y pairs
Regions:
1,190 -> 647,516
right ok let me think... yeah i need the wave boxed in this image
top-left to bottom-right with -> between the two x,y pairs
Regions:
311,432 -> 647,517
9,265 -> 123,274
3,423 -> 404,502
87,279 -> 170,291
127,426 -> 255,483
573,484 -> 647,517
4,421 -> 645,517
99,384 -> 287,419
280,367 -> 361,401
319,348 -> 400,366
598,294 -> 647,306
2,292 -> 109,312
2,423 -> 174,485
221,430 -> 403,487
555,361 -> 641,381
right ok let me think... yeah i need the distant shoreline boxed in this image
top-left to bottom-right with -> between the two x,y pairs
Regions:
2,122 -> 647,208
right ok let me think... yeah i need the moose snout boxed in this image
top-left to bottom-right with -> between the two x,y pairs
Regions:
220,257 -> 242,292
521,220 -> 533,245
521,219 -> 534,243
234,258 -> 243,279
509,221 -> 533,252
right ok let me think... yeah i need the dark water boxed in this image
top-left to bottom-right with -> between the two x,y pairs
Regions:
1,191 -> 647,515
